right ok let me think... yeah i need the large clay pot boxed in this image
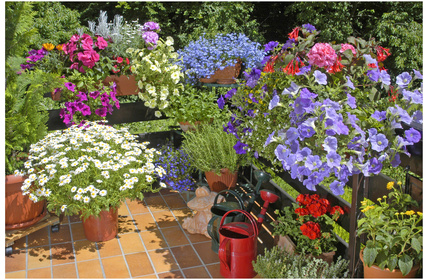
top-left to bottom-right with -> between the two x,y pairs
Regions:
5,175 -> 47,230
200,60 -> 242,84
205,168 -> 238,193
82,207 -> 119,242
103,75 -> 139,96
360,250 -> 420,278
179,121 -> 202,132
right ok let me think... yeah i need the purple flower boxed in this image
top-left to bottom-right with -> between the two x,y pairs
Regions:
142,21 -> 160,31
412,110 -> 423,124
233,141 -> 248,154
285,127 -> 299,144
302,23 -> 316,33
298,124 -> 315,138
370,133 -> 389,152
323,136 -> 338,153
296,147 -> 312,161
413,69 -> 423,79
76,91 -> 88,102
225,88 -> 237,99
296,65 -> 312,76
389,105 -> 412,124
264,131 -> 276,147
405,128 -> 421,143
300,88 -> 317,100
281,82 -> 300,97
77,102 -> 91,116
330,181 -> 345,196
269,94 -> 280,110
367,69 -> 380,82
371,110 -> 386,121
142,31 -> 159,50
390,153 -> 401,167
346,76 -> 355,89
380,70 -> 390,85
244,68 -> 262,88
402,89 -> 423,104
89,91 -> 100,100
217,96 -> 225,109
95,107 -> 107,117
396,72 -> 412,88
275,144 -> 289,162
293,97 -> 311,115
64,82 -> 76,92
363,54 -> 377,65
326,152 -> 341,168
282,38 -> 296,50
368,157 -> 382,174
313,70 -> 327,85
100,93 -> 110,106
264,41 -> 278,52
346,93 -> 356,109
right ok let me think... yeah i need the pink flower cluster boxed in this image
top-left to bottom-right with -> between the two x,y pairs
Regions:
340,43 -> 357,56
306,43 -> 337,68
63,34 -> 108,72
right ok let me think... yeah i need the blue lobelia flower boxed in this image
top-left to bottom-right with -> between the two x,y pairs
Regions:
371,110 -> 387,121
313,70 -> 327,85
370,133 -> 389,152
405,127 -> 421,143
396,72 -> 412,88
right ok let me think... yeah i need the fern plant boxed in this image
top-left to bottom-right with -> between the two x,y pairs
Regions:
181,121 -> 248,175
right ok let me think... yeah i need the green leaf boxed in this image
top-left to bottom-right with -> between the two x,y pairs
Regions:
387,256 -> 398,272
363,247 -> 378,267
342,49 -> 354,61
411,237 -> 421,253
398,255 -> 413,276
400,228 -> 409,238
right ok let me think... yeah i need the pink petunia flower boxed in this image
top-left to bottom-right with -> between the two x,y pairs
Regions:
81,34 -> 94,51
95,36 -> 108,50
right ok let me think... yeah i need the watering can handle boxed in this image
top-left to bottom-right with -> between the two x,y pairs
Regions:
218,238 -> 230,273
219,209 -> 259,237
213,189 -> 245,210
207,215 -> 219,242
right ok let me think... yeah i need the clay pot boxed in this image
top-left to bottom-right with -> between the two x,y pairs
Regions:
360,250 -> 420,278
82,207 -> 119,242
103,75 -> 139,96
179,121 -> 202,132
199,60 -> 242,84
205,168 -> 238,192
5,175 -> 47,230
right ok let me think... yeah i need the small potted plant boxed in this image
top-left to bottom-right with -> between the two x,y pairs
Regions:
253,246 -> 350,278
153,143 -> 196,192
181,122 -> 248,192
14,121 -> 165,242
177,33 -> 266,84
271,193 -> 344,264
357,181 -> 422,278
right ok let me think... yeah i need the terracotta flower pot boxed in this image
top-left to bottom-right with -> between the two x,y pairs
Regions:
200,60 -> 242,84
5,175 -> 47,230
360,250 -> 420,278
103,75 -> 139,96
82,207 -> 119,242
179,121 -> 202,132
205,168 -> 238,192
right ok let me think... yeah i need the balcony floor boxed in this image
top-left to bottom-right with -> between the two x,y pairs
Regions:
5,188 -> 273,278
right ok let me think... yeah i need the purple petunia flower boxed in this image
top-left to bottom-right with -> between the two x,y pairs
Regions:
363,54 -> 377,65
402,89 -> 423,104
396,72 -> 412,88
233,141 -> 248,154
390,153 -> 401,167
413,69 -> 423,79
405,128 -> 421,143
370,133 -> 389,152
76,91 -> 88,102
412,110 -> 423,124
347,93 -> 356,109
217,95 -> 225,109
298,124 -> 315,139
275,144 -> 289,162
64,82 -> 76,92
367,69 -> 380,82
282,38 -> 296,50
89,91 -> 100,100
244,68 -> 262,88
330,181 -> 345,196
264,131 -> 276,147
100,93 -> 110,106
346,76 -> 355,89
293,97 -> 311,115
302,23 -> 316,33
282,82 -> 300,96
380,70 -> 390,86
313,70 -> 327,85
285,127 -> 299,144
371,110 -> 387,121
300,88 -> 317,100
323,136 -> 338,153
264,41 -> 278,52
296,147 -> 312,162
268,94 -> 279,110
95,107 -> 107,117
296,65 -> 312,76
326,152 -> 341,168
368,157 -> 382,174
225,88 -> 237,99
389,105 -> 412,124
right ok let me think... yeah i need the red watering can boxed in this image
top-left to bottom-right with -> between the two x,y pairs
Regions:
218,209 -> 259,278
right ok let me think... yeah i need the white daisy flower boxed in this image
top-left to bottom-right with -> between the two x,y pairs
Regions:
71,186 -> 77,193
73,194 -> 82,201
99,190 -> 107,196
160,182 -> 167,188
61,205 -> 67,212
83,196 -> 91,203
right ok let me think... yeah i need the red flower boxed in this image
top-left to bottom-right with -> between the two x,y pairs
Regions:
283,59 -> 300,75
295,207 -> 310,216
327,56 -> 344,74
125,57 -> 130,65
300,221 -> 321,240
376,46 -> 391,62
116,57 -> 123,63
330,205 -> 344,216
288,27 -> 300,40
308,202 -> 329,218
112,65 -> 120,73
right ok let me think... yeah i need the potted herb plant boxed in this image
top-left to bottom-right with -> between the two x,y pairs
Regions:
177,33 -> 266,85
181,122 -> 248,192
14,121 -> 165,242
357,181 -> 422,278
271,193 -> 344,264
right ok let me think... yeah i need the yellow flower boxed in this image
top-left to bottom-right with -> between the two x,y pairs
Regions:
386,181 -> 394,190
377,198 -> 382,202
417,212 -> 423,217
56,44 -> 63,51
42,43 -> 55,51
397,181 -> 402,186
361,205 -> 375,213
405,210 -> 415,216
361,200 -> 367,206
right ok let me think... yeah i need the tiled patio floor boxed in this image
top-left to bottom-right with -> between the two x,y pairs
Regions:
5,188 -> 273,278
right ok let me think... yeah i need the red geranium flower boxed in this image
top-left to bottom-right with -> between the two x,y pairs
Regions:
295,207 -> 310,216
330,205 -> 344,216
300,221 -> 321,240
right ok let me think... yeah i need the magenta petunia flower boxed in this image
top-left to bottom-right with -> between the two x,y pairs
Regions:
81,34 -> 94,51
89,91 -> 100,99
95,36 -> 108,50
95,107 -> 107,117
77,49 -> 100,68
64,82 -> 76,92
307,43 -> 337,68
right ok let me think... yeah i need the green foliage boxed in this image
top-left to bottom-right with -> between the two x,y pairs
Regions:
5,70 -> 63,174
32,2 -> 83,46
182,121 -> 248,175
253,246 -> 350,278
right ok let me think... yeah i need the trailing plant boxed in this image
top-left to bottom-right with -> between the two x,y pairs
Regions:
253,246 -> 350,278
181,121 -> 249,175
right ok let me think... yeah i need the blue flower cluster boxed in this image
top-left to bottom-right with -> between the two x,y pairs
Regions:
153,144 -> 195,192
176,33 -> 266,84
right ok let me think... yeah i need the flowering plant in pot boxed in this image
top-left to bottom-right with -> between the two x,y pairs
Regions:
126,21 -> 184,118
181,121 -> 249,192
14,121 -> 165,241
153,143 -> 195,192
219,24 -> 423,196
357,181 -> 422,277
176,33 -> 266,84
271,193 -> 344,261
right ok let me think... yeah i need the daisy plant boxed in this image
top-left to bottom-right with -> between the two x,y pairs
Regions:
14,121 -> 165,220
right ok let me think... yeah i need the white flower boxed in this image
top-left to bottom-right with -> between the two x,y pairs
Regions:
44,189 -> 52,197
146,175 -> 153,183
36,189 -> 44,196
71,186 -> 77,193
90,192 -> 97,198
83,196 -> 91,203
154,111 -> 162,118
61,205 -> 67,212
160,182 -> 167,188
96,180 -> 103,184
99,190 -> 107,196
119,185 -> 127,191
29,194 -> 38,202
77,188 -> 85,194
73,194 -> 82,201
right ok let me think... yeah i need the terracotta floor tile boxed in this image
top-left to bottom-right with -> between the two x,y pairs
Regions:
9,235 -> 27,250
185,229 -> 212,244
73,239 -> 98,262
52,263 -> 78,278
118,202 -> 130,217
153,210 -> 179,228
118,232 -> 145,254
5,270 -> 26,278
161,226 -> 190,247
163,194 -> 187,209
27,227 -> 49,248
118,215 -> 138,234
126,198 -> 149,214
134,274 -> 157,278
193,241 -> 219,265
140,229 -> 168,250
51,242 -> 75,265
27,267 -> 51,278
206,263 -> 223,278
182,266 -> 211,278
158,270 -> 184,278
27,245 -> 51,270
5,249 -> 27,273
133,213 -> 157,231
171,208 -> 193,224
148,249 -> 179,273
142,190 -> 161,197
170,245 -> 202,268
50,224 -> 72,245
144,196 -> 168,212
76,259 -> 104,278
125,252 -> 155,277
70,222 -> 87,241
159,188 -> 175,195
97,238 -> 122,258
101,255 -> 130,278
